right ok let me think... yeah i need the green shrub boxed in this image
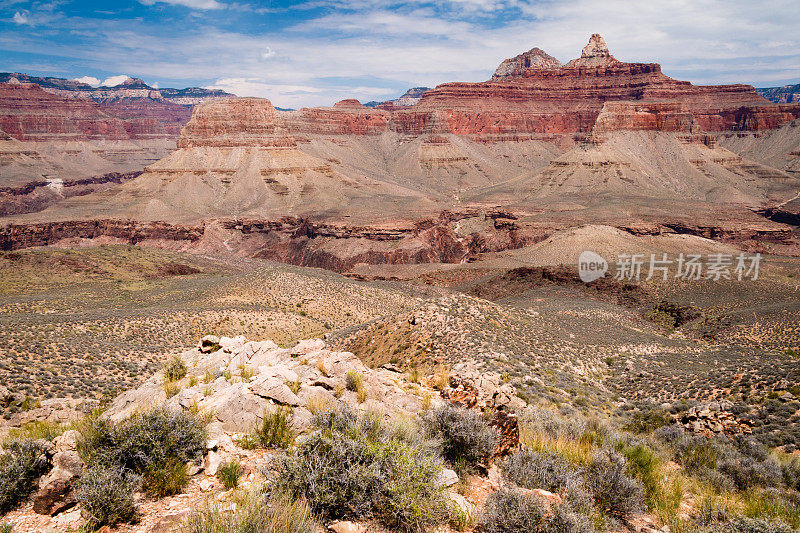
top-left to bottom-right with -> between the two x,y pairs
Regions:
277,406 -> 449,532
142,459 -> 189,498
500,449 -> 579,493
8,420 -> 67,441
478,487 -> 595,533
76,466 -> 139,530
217,459 -> 242,490
163,356 -> 187,382
78,407 -> 206,497
257,406 -> 295,448
624,407 -> 672,434
585,448 -> 644,519
180,487 -> 316,533
421,404 -> 499,465
0,523 -> 12,533
345,370 -> 364,392
618,443 -> 660,507
675,435 -> 720,471
0,438 -> 51,514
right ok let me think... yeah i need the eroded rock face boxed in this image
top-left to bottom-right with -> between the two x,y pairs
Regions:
166,34 -> 798,147
591,102 -> 697,133
492,47 -> 562,78
0,82 -> 188,141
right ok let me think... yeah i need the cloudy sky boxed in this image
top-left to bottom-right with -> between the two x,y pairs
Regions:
1,0 -> 799,108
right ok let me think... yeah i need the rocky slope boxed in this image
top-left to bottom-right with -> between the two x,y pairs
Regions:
365,87 -> 432,108
757,83 -> 800,104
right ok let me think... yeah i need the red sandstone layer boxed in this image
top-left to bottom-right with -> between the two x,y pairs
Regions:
0,83 -> 188,141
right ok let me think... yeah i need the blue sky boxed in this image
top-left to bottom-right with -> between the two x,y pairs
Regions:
1,0 -> 799,108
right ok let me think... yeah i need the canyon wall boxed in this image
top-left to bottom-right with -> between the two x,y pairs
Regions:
0,83 -> 185,141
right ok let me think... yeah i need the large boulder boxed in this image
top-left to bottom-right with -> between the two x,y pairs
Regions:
208,383 -> 271,432
250,376 -> 302,406
33,447 -> 83,516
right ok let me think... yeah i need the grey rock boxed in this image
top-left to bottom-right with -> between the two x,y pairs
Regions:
198,335 -> 221,354
210,383 -> 270,432
205,451 -> 223,476
436,468 -> 459,487
250,376 -> 302,406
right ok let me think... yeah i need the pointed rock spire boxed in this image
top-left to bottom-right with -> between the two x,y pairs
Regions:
565,34 -> 619,68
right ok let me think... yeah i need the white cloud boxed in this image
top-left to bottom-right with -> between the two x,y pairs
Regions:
260,47 -> 276,59
101,74 -> 132,86
73,76 -> 101,86
12,11 -> 30,24
152,81 -> 160,88
139,0 -> 224,9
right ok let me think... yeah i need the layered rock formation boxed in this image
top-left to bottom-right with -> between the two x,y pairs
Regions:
493,48 -> 562,78
366,87 -> 431,108
757,83 -> 800,104
405,35 -> 797,137
0,82 -> 180,141
0,73 -> 232,106
2,34 -> 799,265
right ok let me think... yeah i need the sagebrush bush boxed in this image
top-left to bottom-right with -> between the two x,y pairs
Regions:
0,523 -> 12,533
585,448 -> 644,519
0,438 -> 51,514
163,356 -> 187,382
257,406 -> 295,448
623,405 -> 673,434
78,407 -> 206,497
500,449 -> 579,492
76,466 -> 139,530
521,406 -> 588,440
421,404 -> 499,465
479,487 -> 595,533
722,516 -> 796,533
180,487 -> 316,533
277,406 -> 450,532
217,459 -> 242,490
671,435 -> 785,492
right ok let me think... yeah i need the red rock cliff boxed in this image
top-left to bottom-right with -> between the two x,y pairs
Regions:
0,82 -> 186,141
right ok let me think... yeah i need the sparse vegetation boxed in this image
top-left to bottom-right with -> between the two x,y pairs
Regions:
77,407 -> 206,497
76,466 -> 140,530
0,438 -> 51,514
421,404 -> 500,466
277,406 -> 450,532
180,487 -> 316,533
217,459 -> 243,490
